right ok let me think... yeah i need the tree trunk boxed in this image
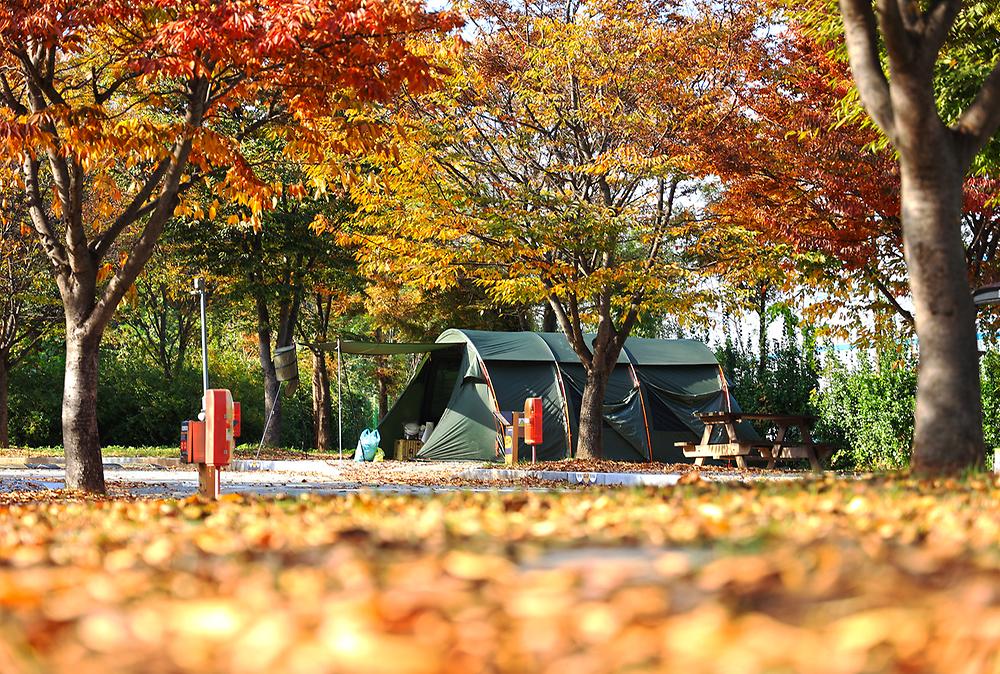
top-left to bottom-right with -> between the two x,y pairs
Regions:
0,355 -> 8,449
312,350 -> 332,451
377,359 -> 390,419
373,330 -> 389,418
63,329 -> 106,492
901,157 -> 985,472
756,283 -> 769,379
542,304 -> 557,332
575,367 -> 609,460
257,297 -> 282,448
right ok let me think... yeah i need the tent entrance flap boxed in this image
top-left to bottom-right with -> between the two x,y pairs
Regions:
377,348 -> 465,449
326,339 -> 462,456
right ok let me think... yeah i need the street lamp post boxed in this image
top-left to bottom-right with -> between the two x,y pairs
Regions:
193,277 -> 209,416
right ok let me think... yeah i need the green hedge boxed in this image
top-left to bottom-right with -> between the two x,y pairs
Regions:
7,338 -> 374,451
812,348 -> 917,471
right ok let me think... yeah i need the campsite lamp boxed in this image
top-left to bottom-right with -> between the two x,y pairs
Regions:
973,283 -> 1000,308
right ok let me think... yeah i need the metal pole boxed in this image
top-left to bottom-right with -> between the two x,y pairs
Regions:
337,337 -> 343,460
193,277 -> 209,415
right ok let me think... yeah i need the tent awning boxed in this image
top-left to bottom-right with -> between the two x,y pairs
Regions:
314,340 -> 459,356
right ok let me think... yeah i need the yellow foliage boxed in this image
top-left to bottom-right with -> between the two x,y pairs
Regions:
0,475 -> 997,673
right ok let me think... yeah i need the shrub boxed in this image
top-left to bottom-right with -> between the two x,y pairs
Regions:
812,347 -> 917,471
978,350 -> 1000,471
716,319 -> 820,422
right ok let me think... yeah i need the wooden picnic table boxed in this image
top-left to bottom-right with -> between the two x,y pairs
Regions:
675,411 -> 832,471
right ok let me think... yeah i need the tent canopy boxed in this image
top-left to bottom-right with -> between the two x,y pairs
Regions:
316,340 -> 458,356
365,330 -> 757,464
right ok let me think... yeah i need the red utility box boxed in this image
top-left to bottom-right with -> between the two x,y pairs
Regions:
180,389 -> 240,501
204,389 -> 235,467
181,419 -> 206,464
232,401 -> 241,439
523,397 -> 543,446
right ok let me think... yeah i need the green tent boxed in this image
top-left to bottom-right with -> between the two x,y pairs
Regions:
372,329 -> 755,463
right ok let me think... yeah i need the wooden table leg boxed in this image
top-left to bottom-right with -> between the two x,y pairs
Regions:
767,425 -> 787,470
800,423 -> 823,471
692,421 -> 713,466
699,421 -> 714,446
723,421 -> 749,469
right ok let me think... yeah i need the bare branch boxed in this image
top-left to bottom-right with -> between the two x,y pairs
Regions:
12,47 -> 66,107
0,72 -> 26,114
864,263 -> 914,324
88,74 -> 213,332
95,70 -> 138,105
91,157 -> 172,260
21,156 -> 69,271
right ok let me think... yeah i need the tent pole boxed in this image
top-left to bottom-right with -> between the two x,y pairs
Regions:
622,345 -> 654,463
337,338 -> 343,460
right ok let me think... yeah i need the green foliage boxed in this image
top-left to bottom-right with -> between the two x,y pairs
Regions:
812,346 -> 917,471
796,0 -> 1000,173
977,350 -> 1000,468
716,320 -> 820,419
8,341 -> 64,446
7,335 -> 316,449
721,333 -> 1000,472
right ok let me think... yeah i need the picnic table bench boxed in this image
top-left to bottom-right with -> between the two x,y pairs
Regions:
675,412 -> 834,471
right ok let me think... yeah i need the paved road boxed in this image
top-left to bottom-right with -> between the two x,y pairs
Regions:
0,466 -> 556,497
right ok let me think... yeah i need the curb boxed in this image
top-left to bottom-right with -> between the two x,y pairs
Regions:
0,456 -> 182,469
459,468 -> 683,486
228,459 -> 342,475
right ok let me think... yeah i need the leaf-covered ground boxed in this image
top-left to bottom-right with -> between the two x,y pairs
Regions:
0,475 -> 997,673
486,458 -> 778,474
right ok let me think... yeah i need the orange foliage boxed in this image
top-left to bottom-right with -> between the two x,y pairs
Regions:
0,0 -> 460,325
346,0 -> 771,343
710,24 -> 1000,335
0,475 -> 997,673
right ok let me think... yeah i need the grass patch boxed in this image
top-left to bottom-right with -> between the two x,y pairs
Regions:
0,445 -> 180,458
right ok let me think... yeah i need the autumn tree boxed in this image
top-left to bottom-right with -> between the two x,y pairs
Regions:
713,22 -> 1000,348
174,186 -> 358,449
347,0 -> 764,459
300,291 -> 339,451
831,0 -> 1000,473
0,0 -> 457,490
708,28 -> 899,327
